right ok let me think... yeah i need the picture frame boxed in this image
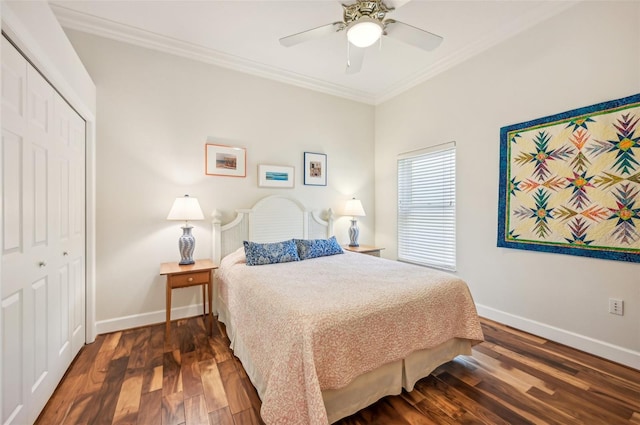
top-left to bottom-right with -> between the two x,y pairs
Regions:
205,143 -> 246,177
258,164 -> 295,188
303,152 -> 327,186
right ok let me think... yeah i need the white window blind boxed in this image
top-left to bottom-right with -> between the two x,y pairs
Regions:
398,142 -> 456,271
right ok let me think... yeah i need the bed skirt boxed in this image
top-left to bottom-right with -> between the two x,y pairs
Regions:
215,296 -> 472,423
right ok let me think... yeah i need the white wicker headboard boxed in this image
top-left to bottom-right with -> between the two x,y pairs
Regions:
211,195 -> 334,264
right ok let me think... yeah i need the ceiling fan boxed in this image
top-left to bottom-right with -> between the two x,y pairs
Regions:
279,0 -> 443,74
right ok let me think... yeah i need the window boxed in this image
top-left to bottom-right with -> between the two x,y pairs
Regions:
397,142 -> 456,271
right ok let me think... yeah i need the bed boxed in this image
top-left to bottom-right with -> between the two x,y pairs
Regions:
211,195 -> 484,424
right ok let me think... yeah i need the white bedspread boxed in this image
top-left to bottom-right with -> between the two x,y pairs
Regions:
216,249 -> 484,424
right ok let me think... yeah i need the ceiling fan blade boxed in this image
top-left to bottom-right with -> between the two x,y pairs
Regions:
384,0 -> 411,10
279,22 -> 344,47
346,44 -> 365,74
384,20 -> 443,51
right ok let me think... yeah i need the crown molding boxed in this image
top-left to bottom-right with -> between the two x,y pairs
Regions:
50,4 -> 378,105
51,2 -> 578,106
375,1 -> 579,104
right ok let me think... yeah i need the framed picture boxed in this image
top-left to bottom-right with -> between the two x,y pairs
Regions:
304,152 -> 327,186
258,164 -> 295,188
205,143 -> 246,177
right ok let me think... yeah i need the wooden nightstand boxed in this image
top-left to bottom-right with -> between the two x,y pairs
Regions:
343,245 -> 385,257
160,259 -> 218,341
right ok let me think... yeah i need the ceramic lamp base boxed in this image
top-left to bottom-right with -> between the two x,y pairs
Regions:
178,226 -> 196,265
348,219 -> 360,247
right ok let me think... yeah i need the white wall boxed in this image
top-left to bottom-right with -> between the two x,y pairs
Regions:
64,30 -> 375,332
375,1 -> 640,368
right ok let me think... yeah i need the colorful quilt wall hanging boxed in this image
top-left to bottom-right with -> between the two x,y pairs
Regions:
498,93 -> 640,263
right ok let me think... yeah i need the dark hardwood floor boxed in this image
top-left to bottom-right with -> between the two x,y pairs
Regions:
36,315 -> 640,424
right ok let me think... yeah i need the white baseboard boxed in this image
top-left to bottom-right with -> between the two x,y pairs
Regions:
476,304 -> 640,370
96,304 -> 205,335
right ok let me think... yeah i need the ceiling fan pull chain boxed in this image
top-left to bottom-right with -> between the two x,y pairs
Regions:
347,39 -> 351,67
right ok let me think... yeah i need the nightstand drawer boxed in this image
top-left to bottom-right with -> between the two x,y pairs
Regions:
170,271 -> 210,288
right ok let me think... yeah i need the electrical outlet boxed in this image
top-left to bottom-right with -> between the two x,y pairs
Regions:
609,298 -> 624,316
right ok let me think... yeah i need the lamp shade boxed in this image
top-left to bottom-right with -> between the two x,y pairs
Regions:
344,198 -> 366,217
167,195 -> 204,221
347,18 -> 383,48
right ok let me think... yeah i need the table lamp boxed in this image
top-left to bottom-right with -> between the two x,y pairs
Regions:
344,198 -> 366,247
167,194 -> 204,265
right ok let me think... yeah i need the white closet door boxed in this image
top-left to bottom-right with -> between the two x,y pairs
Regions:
54,93 -> 86,360
2,34 -> 30,425
69,108 -> 86,358
1,36 -> 86,425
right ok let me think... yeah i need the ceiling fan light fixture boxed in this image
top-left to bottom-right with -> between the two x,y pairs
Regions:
347,18 -> 383,48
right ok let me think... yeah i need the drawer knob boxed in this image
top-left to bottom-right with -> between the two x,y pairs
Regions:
38,261 -> 47,268
187,277 -> 193,282
63,251 -> 69,256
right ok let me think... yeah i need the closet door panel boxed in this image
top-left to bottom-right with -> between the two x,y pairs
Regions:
25,61 -> 60,425
57,97 -> 85,357
32,144 -> 48,246
1,292 -> 26,425
1,37 -> 26,128
54,96 -> 73,369
2,131 -> 23,258
70,258 -> 84,355
57,264 -> 70,362
1,37 -> 27,277
59,159 -> 70,242
31,277 -> 49,390
27,65 -> 53,249
1,37 -> 29,425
